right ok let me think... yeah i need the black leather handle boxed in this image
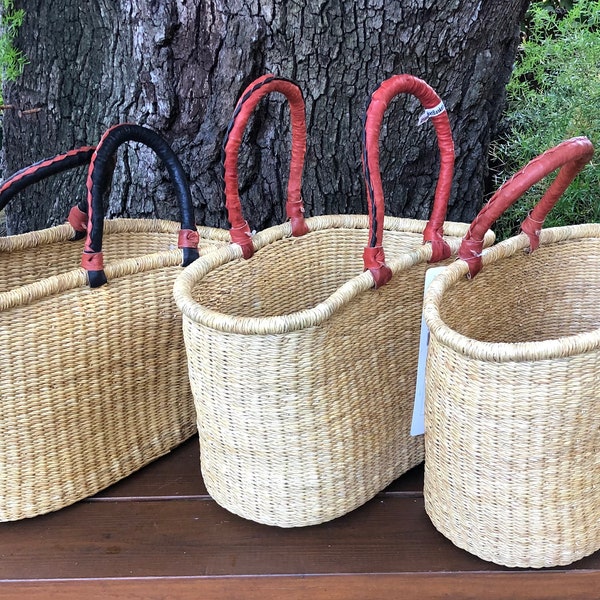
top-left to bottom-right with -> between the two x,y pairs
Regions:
82,124 -> 198,287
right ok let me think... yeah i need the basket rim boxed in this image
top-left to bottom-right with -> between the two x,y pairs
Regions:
0,219 -> 229,311
423,223 -> 600,363
0,251 -> 185,311
172,214 -> 491,335
0,218 -> 229,253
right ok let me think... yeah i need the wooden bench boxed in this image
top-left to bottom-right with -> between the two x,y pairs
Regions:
1,436 -> 598,599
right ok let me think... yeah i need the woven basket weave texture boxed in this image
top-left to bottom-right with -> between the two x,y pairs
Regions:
422,137 -> 598,568
174,73 -> 495,527
0,122 -> 231,521
177,216 -> 492,527
425,227 -> 600,568
1,219 -> 228,521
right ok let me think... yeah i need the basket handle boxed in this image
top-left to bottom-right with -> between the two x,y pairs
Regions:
459,136 -> 594,278
0,146 -> 96,239
222,74 -> 308,259
362,74 -> 455,288
82,123 -> 199,288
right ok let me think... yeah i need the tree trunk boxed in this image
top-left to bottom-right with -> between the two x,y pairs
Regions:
2,0 -> 529,235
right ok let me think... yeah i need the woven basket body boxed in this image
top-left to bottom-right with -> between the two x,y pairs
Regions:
0,124 -> 233,521
0,219 -> 228,521
174,73 -> 496,527
176,215 -> 492,527
422,138 -> 598,568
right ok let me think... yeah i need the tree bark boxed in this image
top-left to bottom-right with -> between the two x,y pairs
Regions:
2,0 -> 529,235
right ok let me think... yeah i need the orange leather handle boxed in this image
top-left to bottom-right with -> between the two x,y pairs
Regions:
362,74 -> 455,287
460,136 -> 594,278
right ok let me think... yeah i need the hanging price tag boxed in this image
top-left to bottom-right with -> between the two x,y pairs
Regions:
410,266 -> 446,436
417,100 -> 446,125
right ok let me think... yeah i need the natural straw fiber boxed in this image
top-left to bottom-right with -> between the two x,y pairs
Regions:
0,124 -> 228,521
173,74 -> 494,527
422,136 -> 598,568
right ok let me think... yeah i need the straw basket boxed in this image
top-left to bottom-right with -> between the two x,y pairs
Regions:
422,136 -> 598,568
173,74 -> 494,527
0,124 -> 229,521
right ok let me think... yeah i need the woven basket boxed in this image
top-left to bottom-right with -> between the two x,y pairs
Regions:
422,136 -> 598,568
0,124 -> 229,521
173,74 -> 494,527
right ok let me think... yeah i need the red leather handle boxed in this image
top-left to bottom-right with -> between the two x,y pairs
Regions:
223,74 -> 308,259
459,136 -> 594,278
362,74 -> 455,287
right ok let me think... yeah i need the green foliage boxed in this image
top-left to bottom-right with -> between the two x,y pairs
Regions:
0,0 -> 27,103
490,0 -> 600,240
521,0 -> 575,38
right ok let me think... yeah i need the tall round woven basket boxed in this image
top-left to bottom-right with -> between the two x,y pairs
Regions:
0,124 -> 229,521
173,74 -> 494,527
422,136 -> 598,568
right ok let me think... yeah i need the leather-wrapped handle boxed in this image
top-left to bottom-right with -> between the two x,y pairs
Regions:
362,74 -> 455,287
82,123 -> 199,287
460,136 -> 594,278
0,146 -> 96,239
222,74 -> 308,259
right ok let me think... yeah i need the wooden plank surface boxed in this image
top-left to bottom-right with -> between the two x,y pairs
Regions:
3,573 -> 600,600
1,436 -> 599,600
2,495 -> 491,578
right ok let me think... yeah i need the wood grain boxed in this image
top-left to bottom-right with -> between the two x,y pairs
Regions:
2,573 -> 600,600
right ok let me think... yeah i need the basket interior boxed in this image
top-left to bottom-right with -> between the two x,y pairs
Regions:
439,237 -> 600,343
193,228 -> 428,317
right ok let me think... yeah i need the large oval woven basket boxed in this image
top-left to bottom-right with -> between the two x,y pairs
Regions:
0,124 -> 229,521
422,136 -> 597,568
173,74 -> 494,527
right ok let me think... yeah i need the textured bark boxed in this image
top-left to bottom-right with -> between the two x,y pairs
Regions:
2,0 -> 529,234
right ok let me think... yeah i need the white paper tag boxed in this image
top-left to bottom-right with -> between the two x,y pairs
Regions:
417,100 -> 446,125
410,266 -> 446,436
